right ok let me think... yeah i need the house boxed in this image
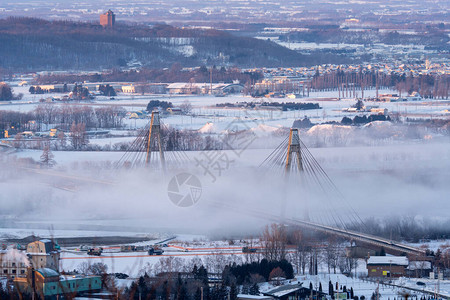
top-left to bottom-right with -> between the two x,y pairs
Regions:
366,256 -> 409,278
369,108 -> 388,115
167,107 -> 183,115
263,283 -> 327,300
407,260 -> 432,278
406,92 -> 422,101
121,83 -> 167,94
1,240 -> 60,279
378,94 -> 400,102
122,85 -> 136,93
0,249 -> 28,278
286,94 -> 303,99
128,110 -> 148,119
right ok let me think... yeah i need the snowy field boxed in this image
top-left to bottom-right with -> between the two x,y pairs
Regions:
2,85 -> 449,124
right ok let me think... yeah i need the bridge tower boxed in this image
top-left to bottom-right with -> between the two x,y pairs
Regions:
145,111 -> 165,170
285,128 -> 303,174
284,128 -> 309,220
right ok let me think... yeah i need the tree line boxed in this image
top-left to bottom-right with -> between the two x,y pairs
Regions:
34,65 -> 263,85
0,82 -> 23,100
0,104 -> 126,134
309,69 -> 449,99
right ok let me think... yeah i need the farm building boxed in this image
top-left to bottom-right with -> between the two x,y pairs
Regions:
366,256 -> 409,278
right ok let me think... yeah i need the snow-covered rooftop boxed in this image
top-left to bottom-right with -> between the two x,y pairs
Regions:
264,284 -> 304,297
367,256 -> 409,266
237,295 -> 274,300
408,261 -> 432,270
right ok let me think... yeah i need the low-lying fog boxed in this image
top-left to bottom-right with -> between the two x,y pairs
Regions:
0,139 -> 449,237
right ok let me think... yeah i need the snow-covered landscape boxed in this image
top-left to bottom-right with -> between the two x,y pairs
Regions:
1,2 -> 449,297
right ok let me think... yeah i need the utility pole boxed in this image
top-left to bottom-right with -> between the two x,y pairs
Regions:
376,71 -> 379,99
210,67 -> 213,95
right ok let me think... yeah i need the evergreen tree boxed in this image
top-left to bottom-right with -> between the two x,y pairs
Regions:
0,82 -> 13,100
40,142 -> 55,167
319,282 -> 323,293
230,282 -> 238,300
193,265 -> 198,278
194,287 -> 202,300
178,283 -> 188,300
198,265 -> 208,285
341,116 -> 352,125
250,283 -> 260,295
241,284 -> 250,295
218,284 -> 227,300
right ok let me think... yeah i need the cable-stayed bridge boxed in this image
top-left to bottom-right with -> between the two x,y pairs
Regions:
21,116 -> 425,257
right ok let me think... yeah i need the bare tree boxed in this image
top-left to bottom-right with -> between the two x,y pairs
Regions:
70,122 -> 88,150
262,223 -> 287,261
179,99 -> 193,115
269,267 -> 286,285
324,237 -> 341,274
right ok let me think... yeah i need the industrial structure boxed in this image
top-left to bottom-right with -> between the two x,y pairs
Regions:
14,268 -> 101,298
100,10 -> 115,28
1,239 -> 101,298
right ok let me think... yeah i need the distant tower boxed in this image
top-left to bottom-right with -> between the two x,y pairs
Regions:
100,10 -> 115,28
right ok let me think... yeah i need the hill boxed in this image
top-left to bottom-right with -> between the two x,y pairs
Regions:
0,17 -> 354,71
0,17 -> 300,70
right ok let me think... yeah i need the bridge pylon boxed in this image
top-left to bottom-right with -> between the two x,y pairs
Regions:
285,128 -> 303,174
145,111 -> 165,171
283,128 -> 309,221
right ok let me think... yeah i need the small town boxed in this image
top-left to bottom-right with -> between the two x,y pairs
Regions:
0,1 -> 449,299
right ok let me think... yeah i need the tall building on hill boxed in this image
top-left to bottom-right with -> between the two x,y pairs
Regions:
100,10 -> 115,28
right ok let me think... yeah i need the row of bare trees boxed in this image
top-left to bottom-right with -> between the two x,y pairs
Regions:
0,104 -> 126,136
259,224 -> 360,277
310,70 -> 449,99
33,103 -> 126,131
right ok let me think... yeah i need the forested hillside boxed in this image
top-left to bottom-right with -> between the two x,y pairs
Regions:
0,17 -> 356,71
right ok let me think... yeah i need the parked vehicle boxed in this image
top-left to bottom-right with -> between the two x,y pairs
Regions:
79,245 -> 90,251
87,247 -> 103,256
148,247 -> 164,255
242,247 -> 257,253
120,245 -> 137,252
